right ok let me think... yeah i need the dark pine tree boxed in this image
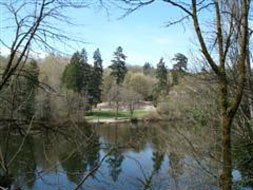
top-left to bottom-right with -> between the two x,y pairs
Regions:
153,58 -> 168,106
62,49 -> 93,110
91,48 -> 103,107
172,53 -> 188,72
79,48 -> 92,95
155,57 -> 168,95
109,46 -> 127,85
172,53 -> 188,85
143,62 -> 152,75
62,51 -> 82,92
109,46 -> 128,119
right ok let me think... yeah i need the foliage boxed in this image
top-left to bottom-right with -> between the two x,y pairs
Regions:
62,62 -> 80,91
143,62 -> 152,75
62,48 -> 104,109
155,58 -> 168,95
91,48 -> 103,106
121,88 -> 142,117
39,54 -> 68,89
172,53 -> 188,72
109,46 -> 128,118
62,50 -> 90,94
0,0 -> 94,92
37,55 -> 85,122
109,46 -> 128,85
102,68 -> 114,102
62,49 -> 94,110
156,75 -> 219,125
0,59 -> 39,120
126,72 -> 155,101
172,53 -> 188,86
152,58 -> 169,106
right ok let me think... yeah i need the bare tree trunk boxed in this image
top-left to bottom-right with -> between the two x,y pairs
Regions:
116,100 -> 119,120
117,0 -> 250,189
116,85 -> 119,120
245,49 -> 253,138
220,114 -> 232,190
246,50 -> 253,116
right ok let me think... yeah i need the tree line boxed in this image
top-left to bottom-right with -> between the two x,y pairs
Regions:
0,45 -> 188,123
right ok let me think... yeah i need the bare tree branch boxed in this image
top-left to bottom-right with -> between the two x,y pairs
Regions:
0,0 -> 96,91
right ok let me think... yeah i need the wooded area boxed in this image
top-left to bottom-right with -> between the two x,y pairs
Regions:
0,0 -> 252,190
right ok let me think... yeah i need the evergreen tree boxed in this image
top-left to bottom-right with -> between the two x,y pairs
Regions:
62,49 -> 92,95
172,53 -> 188,85
62,49 -> 93,110
155,57 -> 168,95
109,46 -> 127,85
109,46 -> 127,118
143,62 -> 152,75
79,48 -> 92,96
152,58 -> 168,106
62,51 -> 82,92
91,48 -> 103,106
172,53 -> 188,72
62,62 -> 79,92
80,48 -> 88,63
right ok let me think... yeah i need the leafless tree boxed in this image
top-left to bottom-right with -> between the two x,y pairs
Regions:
0,1 -> 106,188
114,0 -> 251,189
0,0 -> 102,91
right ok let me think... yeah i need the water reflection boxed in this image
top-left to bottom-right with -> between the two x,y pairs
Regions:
0,122 -> 246,189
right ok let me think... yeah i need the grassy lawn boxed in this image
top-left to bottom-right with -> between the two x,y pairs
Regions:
85,110 -> 149,121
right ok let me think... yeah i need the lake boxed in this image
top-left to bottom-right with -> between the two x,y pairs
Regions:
0,122 -> 250,190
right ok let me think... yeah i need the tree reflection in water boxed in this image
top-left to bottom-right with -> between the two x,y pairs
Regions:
0,122 -> 252,189
106,148 -> 124,182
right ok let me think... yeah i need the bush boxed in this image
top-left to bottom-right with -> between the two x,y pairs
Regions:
156,76 -> 219,124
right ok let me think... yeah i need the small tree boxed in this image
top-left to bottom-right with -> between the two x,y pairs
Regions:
143,62 -> 152,75
109,46 -> 128,85
127,73 -> 155,101
123,89 -> 142,118
172,53 -> 188,85
172,53 -> 188,72
109,46 -> 128,119
155,58 -> 168,95
62,55 -> 80,92
152,58 -> 169,106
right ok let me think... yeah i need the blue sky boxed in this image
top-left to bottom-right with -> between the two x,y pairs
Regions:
71,1 -> 195,68
0,1 -> 195,68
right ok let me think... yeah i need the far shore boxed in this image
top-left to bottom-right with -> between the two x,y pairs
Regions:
85,101 -> 159,124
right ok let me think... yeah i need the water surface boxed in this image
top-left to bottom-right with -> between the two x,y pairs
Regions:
0,122 -> 226,189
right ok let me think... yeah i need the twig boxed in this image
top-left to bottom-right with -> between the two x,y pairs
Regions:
73,149 -> 113,190
7,116 -> 34,167
0,186 -> 7,190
